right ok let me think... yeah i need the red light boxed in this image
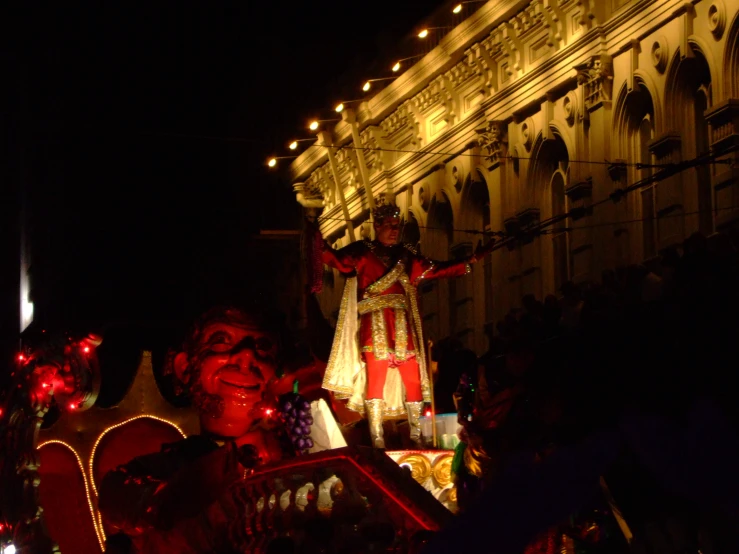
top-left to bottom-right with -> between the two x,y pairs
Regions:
83,346 -> 90,353
68,403 -> 76,410
264,408 -> 274,416
17,354 -> 25,362
42,383 -> 51,389
425,410 -> 432,417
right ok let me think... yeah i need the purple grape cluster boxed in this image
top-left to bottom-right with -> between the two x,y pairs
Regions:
279,393 -> 314,454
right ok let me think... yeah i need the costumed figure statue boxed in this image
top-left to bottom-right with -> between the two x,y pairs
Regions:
307,197 -> 495,448
98,307 -> 304,554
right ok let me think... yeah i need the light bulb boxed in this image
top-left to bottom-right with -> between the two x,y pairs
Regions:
289,141 -> 298,150
392,61 -> 401,72
418,29 -> 429,39
335,103 -> 344,113
362,81 -> 371,92
309,120 -> 319,131
267,158 -> 277,168
453,4 -> 462,14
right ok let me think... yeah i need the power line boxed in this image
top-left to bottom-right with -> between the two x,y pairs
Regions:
548,204 -> 739,235
312,142 -> 697,169
315,145 -> 738,250
140,129 -> 735,170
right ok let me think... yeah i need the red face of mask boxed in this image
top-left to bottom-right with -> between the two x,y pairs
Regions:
175,318 -> 279,438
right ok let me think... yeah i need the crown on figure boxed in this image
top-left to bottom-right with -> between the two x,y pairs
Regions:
372,196 -> 401,224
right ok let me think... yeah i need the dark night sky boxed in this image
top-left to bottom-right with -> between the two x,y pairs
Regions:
1,1 -> 446,342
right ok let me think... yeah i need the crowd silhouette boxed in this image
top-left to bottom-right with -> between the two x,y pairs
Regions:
429,228 -> 739,554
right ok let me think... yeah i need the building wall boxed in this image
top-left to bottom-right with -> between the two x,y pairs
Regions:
292,0 -> 739,355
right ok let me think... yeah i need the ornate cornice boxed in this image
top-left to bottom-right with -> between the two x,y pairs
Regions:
294,0 -> 690,238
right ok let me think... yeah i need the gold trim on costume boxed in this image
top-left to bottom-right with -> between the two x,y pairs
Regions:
357,294 -> 407,314
322,277 -> 362,398
371,309 -> 388,359
399,273 -> 431,403
365,261 -> 405,296
362,264 -> 410,362
395,308 -> 408,360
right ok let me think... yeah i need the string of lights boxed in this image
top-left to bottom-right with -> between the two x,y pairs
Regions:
269,140 -> 735,170
141,129 -> 732,173
37,440 -> 106,551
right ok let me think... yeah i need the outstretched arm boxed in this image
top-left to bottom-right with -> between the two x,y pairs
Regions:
410,255 -> 472,284
409,239 -> 495,285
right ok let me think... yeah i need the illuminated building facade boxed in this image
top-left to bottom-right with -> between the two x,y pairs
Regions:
290,0 -> 739,354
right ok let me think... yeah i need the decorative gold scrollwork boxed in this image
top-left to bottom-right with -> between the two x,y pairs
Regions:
432,454 -> 454,488
397,453 -> 432,484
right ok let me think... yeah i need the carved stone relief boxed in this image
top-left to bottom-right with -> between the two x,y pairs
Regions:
475,120 -> 509,163
563,91 -> 578,125
650,36 -> 669,73
574,54 -> 613,110
521,118 -> 536,151
707,2 -> 726,39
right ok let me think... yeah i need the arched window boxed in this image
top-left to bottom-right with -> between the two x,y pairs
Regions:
550,171 -> 568,291
529,134 -> 569,296
639,113 -> 656,258
694,83 -> 712,235
618,83 -> 656,260
668,50 -> 713,237
420,196 -> 453,343
401,213 -> 421,250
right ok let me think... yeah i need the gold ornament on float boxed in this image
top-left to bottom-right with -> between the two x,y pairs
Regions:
432,454 -> 454,488
397,453 -> 432,484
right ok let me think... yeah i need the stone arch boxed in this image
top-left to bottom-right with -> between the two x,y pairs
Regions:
401,211 -> 422,251
613,78 -> 658,260
665,45 -> 714,120
549,120 -> 576,162
549,170 -> 569,292
458,168 -> 491,231
421,192 -> 455,343
527,131 -> 570,297
458,168 -> 494,349
630,70 -> 664,134
726,10 -> 739,98
426,191 -> 454,258
665,45 -> 714,236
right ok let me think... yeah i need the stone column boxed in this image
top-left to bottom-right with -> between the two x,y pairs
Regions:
648,133 -> 684,250
705,99 -> 739,230
575,54 -> 613,279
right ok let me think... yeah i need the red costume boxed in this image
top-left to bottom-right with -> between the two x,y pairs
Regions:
320,239 -> 472,410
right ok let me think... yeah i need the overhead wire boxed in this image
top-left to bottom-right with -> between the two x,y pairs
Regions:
314,145 -> 738,251
294,141 -> 701,169
140,129 -> 733,171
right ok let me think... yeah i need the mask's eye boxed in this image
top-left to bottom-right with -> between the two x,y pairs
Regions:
207,332 -> 232,353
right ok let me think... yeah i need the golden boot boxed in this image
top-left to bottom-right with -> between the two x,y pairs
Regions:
405,401 -> 424,446
364,398 -> 386,449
